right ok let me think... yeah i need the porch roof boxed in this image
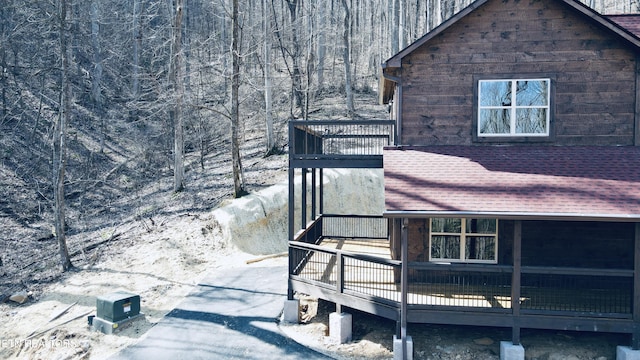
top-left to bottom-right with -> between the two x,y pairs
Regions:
383,146 -> 640,222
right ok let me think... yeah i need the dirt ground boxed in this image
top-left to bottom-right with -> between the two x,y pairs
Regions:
282,297 -> 629,360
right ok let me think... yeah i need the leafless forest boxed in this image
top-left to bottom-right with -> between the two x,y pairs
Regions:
0,0 -> 637,297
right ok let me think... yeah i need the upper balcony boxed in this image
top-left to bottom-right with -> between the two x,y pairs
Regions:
289,120 -> 396,169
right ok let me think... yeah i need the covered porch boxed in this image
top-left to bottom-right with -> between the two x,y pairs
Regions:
382,145 -> 640,349
289,215 -> 636,338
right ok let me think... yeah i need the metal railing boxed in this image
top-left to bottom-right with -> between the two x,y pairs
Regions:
290,120 -> 396,158
520,267 -> 633,315
406,263 -> 513,309
321,214 -> 388,239
290,214 -> 399,303
289,214 -> 634,319
290,241 -> 401,304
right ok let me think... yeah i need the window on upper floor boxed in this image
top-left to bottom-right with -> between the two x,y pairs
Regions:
429,218 -> 498,264
478,79 -> 550,137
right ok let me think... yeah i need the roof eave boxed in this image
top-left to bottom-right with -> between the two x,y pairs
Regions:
383,210 -> 640,222
383,0 -> 490,68
563,0 -> 640,49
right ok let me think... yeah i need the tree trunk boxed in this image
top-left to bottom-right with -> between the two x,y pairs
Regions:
287,0 -> 303,111
55,0 -> 73,272
132,0 -> 141,99
263,0 -> 276,155
398,0 -> 405,49
0,5 -> 6,118
391,0 -> 399,54
171,0 -> 185,192
316,0 -> 326,95
90,0 -> 105,153
231,0 -> 246,198
341,0 -> 354,115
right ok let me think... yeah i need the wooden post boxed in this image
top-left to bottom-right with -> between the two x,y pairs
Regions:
401,218 -> 409,357
287,121 -> 295,300
633,222 -> 640,349
634,57 -> 640,146
319,168 -> 324,215
512,220 -> 522,345
336,250 -> 344,314
311,168 -> 316,220
301,168 -> 307,229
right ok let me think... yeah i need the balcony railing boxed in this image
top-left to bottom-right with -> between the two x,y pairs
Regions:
289,120 -> 396,168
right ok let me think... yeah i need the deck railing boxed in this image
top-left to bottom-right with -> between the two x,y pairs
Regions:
520,267 -> 633,316
289,214 -> 635,323
290,214 -> 400,304
290,120 -> 396,158
407,263 -> 513,309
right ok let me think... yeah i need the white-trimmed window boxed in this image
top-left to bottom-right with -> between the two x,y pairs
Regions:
429,218 -> 498,264
478,79 -> 550,137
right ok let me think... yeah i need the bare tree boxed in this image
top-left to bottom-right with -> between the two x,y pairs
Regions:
231,0 -> 246,197
341,0 -> 355,115
263,0 -> 276,155
132,0 -> 142,99
315,0 -> 327,95
170,0 -> 185,192
55,0 -> 73,271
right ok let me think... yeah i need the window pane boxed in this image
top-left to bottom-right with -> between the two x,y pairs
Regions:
431,218 -> 461,233
479,109 -> 510,134
466,219 -> 497,234
465,236 -> 496,261
431,235 -> 460,260
516,108 -> 547,134
479,80 -> 511,106
515,80 -> 548,106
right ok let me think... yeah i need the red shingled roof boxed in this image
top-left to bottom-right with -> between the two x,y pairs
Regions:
607,14 -> 640,38
384,146 -> 640,220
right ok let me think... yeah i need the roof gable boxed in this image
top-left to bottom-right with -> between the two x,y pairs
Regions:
384,0 -> 640,69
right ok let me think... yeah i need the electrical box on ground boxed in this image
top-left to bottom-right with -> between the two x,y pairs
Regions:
96,291 -> 140,322
92,291 -> 143,334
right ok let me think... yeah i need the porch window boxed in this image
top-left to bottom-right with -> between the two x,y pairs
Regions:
478,79 -> 550,137
429,218 -> 498,263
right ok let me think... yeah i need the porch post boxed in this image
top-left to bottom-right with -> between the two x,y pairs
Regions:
287,146 -> 295,300
311,168 -> 317,220
400,217 -> 409,358
301,168 -> 307,229
319,168 -> 324,215
633,222 -> 640,349
511,220 -> 522,345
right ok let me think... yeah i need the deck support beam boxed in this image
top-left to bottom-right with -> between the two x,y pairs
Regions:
311,168 -> 316,220
301,168 -> 307,229
511,220 -> 522,345
287,160 -> 295,300
319,168 -> 324,215
633,222 -> 640,349
396,217 -> 411,359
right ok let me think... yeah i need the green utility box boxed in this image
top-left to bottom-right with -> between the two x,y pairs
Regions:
96,291 -> 140,322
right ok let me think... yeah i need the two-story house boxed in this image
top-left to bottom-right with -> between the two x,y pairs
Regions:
287,0 -> 640,358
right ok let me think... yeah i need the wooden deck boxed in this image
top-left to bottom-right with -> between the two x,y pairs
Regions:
293,238 -> 632,315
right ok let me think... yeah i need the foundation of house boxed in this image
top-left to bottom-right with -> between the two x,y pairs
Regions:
618,346 -> 640,360
500,341 -> 524,360
282,299 -> 300,324
393,335 -> 413,360
329,312 -> 352,344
